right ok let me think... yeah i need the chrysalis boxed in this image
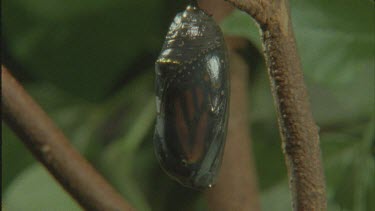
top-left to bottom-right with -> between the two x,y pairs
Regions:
154,3 -> 229,190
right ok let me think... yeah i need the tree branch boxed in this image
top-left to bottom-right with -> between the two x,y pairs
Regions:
224,0 -> 327,210
199,1 -> 261,210
205,39 -> 261,211
2,66 -> 134,211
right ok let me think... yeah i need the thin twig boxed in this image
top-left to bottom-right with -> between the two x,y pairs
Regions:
224,0 -> 327,210
2,66 -> 134,211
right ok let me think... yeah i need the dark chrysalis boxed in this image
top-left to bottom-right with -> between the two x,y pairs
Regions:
153,2 -> 230,190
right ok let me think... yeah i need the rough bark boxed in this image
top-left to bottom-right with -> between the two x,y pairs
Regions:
224,0 -> 327,210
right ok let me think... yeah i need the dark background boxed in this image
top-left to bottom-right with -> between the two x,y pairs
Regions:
2,0 -> 374,210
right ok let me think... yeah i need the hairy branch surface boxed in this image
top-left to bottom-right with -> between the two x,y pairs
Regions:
223,0 -> 327,210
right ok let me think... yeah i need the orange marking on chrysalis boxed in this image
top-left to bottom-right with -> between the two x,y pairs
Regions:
174,99 -> 190,157
175,87 -> 208,163
188,111 -> 208,163
185,90 -> 195,122
195,87 -> 204,108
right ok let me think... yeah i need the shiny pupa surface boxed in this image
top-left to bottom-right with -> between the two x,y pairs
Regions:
154,4 -> 229,190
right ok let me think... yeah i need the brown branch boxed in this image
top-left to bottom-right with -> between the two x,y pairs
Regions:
1,66 -> 134,211
224,0 -> 327,210
199,1 -> 261,210
205,38 -> 261,211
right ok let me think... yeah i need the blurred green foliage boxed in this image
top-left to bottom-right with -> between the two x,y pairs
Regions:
2,0 -> 374,210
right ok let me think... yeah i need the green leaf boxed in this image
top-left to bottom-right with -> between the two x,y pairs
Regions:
321,116 -> 375,210
82,71 -> 154,159
99,98 -> 156,211
308,66 -> 374,126
3,164 -> 81,211
261,182 -> 292,211
1,124 -> 35,193
292,0 -> 374,85
3,0 -> 164,101
221,10 -> 261,50
251,120 -> 288,190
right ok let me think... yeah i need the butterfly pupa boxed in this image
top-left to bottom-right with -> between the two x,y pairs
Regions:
154,3 -> 229,190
